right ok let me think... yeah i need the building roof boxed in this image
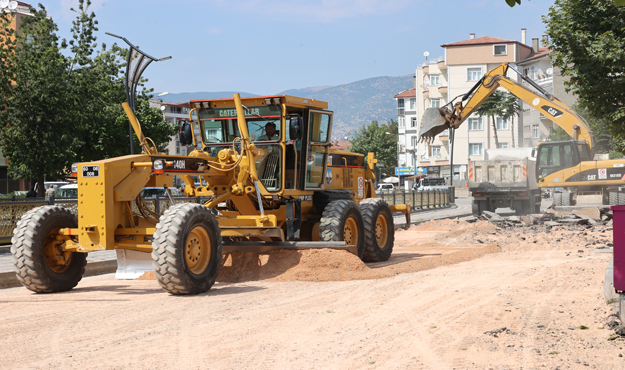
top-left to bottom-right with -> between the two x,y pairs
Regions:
441,36 -> 527,48
518,47 -> 550,64
394,88 -> 416,98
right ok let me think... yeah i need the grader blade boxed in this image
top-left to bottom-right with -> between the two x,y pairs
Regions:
420,108 -> 450,142
113,241 -> 358,279
116,250 -> 153,279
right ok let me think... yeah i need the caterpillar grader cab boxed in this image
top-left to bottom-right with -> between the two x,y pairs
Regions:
11,94 -> 410,295
420,62 -> 625,207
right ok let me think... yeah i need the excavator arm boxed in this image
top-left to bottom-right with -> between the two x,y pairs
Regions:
420,62 -> 595,154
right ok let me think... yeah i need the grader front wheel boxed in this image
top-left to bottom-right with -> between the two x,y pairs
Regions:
11,206 -> 87,293
359,198 -> 395,262
319,200 -> 365,259
152,203 -> 222,295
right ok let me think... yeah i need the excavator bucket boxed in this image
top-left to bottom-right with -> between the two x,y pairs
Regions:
420,108 -> 451,142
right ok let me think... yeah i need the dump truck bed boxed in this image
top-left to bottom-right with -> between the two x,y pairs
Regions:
469,158 -> 537,191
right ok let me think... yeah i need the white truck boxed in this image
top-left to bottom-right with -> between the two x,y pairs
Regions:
469,148 -> 541,215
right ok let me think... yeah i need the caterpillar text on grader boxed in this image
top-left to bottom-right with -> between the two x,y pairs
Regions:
11,94 -> 410,295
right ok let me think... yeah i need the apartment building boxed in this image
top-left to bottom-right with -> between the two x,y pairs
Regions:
408,30 -> 560,183
393,88 -> 418,186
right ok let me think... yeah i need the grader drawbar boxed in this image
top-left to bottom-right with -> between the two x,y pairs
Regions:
11,94 -> 410,295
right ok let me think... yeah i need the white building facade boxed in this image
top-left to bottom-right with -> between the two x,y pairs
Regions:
406,30 -> 561,184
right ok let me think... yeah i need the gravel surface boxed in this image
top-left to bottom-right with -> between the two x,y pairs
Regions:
0,217 -> 622,369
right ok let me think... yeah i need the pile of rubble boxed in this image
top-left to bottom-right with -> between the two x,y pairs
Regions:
467,206 -> 613,228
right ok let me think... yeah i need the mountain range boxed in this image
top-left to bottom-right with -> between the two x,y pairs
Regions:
155,75 -> 414,140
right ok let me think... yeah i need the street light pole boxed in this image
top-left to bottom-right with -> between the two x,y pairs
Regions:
105,32 -> 171,154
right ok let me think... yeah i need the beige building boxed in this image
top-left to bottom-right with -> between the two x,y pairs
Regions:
412,30 -> 566,183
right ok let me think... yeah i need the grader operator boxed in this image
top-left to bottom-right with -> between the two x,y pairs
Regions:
11,94 -> 409,295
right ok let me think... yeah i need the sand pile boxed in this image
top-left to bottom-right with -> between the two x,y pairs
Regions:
137,218 -> 611,284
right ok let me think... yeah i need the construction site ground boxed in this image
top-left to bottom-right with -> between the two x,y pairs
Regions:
1,196 -> 623,369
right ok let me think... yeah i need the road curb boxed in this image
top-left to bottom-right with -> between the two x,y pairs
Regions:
0,260 -> 118,289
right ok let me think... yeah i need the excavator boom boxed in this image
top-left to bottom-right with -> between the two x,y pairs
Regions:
419,62 -> 595,153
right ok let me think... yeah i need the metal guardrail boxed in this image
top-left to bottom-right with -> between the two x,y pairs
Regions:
378,187 -> 454,210
0,188 -> 455,245
0,195 -> 212,245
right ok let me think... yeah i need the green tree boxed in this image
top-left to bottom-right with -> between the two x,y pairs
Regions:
544,0 -> 625,151
0,1 -> 175,196
349,120 -> 397,177
475,91 -> 508,148
0,5 -> 74,196
500,93 -> 523,148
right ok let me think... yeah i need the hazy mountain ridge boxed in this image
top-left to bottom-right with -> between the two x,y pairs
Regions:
157,75 -> 413,139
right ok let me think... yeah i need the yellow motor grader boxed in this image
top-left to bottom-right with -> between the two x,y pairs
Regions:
11,94 -> 410,295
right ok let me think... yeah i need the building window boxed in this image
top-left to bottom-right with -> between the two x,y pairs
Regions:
397,99 -> 404,115
468,117 -> 483,130
411,117 -> 417,128
431,145 -> 441,157
496,117 -> 509,130
469,143 -> 483,155
494,44 -> 507,55
431,98 -> 440,108
409,98 -> 416,110
497,142 -> 509,149
533,124 -> 540,138
399,117 -> 405,127
430,74 -> 440,85
468,68 -> 482,81
411,136 -> 418,148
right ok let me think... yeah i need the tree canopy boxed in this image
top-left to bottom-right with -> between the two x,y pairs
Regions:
0,1 -> 176,195
349,120 -> 397,177
543,0 -> 625,151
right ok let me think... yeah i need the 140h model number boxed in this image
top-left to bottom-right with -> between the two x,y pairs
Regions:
83,165 -> 99,177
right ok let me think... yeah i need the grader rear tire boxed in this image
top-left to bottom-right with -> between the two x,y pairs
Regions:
359,198 -> 394,262
11,206 -> 86,293
152,203 -> 222,295
319,200 -> 365,260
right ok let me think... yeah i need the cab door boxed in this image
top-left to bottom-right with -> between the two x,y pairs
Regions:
304,110 -> 332,190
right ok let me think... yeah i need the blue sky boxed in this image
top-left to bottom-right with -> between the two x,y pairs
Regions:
40,0 -> 555,95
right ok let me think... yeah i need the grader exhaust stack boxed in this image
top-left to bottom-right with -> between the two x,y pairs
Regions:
419,107 -> 453,142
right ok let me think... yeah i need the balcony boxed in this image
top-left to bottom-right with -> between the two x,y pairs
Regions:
422,65 -> 429,74
437,59 -> 447,71
438,85 -> 448,95
397,108 -> 405,116
423,90 -> 429,98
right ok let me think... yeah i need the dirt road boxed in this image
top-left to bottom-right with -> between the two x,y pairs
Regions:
0,220 -> 622,369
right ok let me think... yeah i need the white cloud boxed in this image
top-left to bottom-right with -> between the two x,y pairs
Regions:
212,0 -> 413,22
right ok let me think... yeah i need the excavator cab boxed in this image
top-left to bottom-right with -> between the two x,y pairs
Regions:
535,140 -> 591,180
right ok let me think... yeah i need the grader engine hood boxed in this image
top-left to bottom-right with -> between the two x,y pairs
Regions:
75,154 -> 172,252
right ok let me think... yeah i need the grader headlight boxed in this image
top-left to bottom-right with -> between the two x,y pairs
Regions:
153,159 -> 165,174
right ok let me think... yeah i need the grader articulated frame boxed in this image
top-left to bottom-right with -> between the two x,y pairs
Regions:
11,94 -> 410,295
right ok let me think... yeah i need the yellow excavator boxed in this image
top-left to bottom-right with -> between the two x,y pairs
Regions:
420,62 -> 625,206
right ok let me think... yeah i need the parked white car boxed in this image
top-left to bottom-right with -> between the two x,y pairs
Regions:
376,183 -> 395,192
413,177 -> 448,192
140,187 -> 180,198
56,184 -> 78,198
